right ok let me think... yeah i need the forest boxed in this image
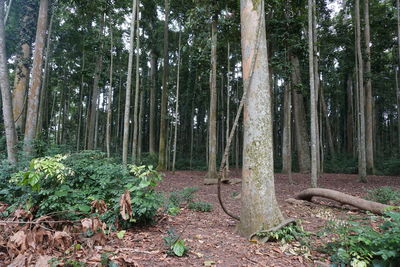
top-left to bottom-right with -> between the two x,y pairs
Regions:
0,0 -> 400,266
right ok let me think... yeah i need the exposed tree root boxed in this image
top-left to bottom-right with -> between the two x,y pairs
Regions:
295,188 -> 396,215
249,218 -> 297,242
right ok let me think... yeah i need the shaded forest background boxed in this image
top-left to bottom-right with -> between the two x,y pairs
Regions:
0,0 -> 400,176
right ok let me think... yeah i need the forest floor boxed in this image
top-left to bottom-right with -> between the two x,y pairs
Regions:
1,170 -> 399,266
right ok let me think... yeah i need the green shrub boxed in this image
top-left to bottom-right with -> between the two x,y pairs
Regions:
366,186 -> 400,205
8,150 -> 162,227
322,212 -> 400,266
163,228 -> 189,257
187,201 -> 213,212
376,158 -> 400,176
168,187 -> 198,207
324,154 -> 358,174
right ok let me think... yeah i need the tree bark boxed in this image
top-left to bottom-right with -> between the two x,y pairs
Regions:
172,28 -> 181,173
122,0 -> 137,165
290,55 -> 311,173
355,0 -> 367,182
238,0 -> 283,237
308,0 -> 318,188
149,50 -> 157,154
23,0 -> 48,155
87,20 -> 104,150
157,0 -> 169,170
132,1 -> 140,163
282,82 -> 292,176
295,188 -> 390,215
364,0 -> 374,174
346,74 -> 354,154
320,86 -> 335,157
0,0 -> 17,164
396,0 -> 400,154
206,5 -> 218,180
106,20 -> 114,158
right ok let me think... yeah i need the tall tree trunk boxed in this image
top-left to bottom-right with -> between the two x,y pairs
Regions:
122,0 -> 137,164
4,0 -> 12,24
355,0 -> 367,182
282,82 -> 292,178
226,42 -> 231,173
87,20 -> 104,150
172,29 -> 181,173
23,0 -> 48,155
149,50 -> 157,154
397,0 -> 400,153
157,0 -> 169,170
76,52 -> 85,152
0,0 -> 17,164
321,86 -> 335,157
206,5 -> 218,181
238,0 -> 283,237
346,74 -> 354,154
308,0 -> 318,187
138,88 -> 144,161
106,21 -> 114,157
290,55 -> 311,172
37,1 -> 56,137
364,0 -> 374,173
132,1 -> 140,163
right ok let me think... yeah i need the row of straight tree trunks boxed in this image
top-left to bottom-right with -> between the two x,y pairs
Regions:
0,0 -> 399,184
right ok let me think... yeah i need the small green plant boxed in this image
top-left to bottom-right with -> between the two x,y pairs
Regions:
365,186 -> 400,205
255,222 -> 310,244
321,212 -> 400,266
168,187 -> 199,207
163,228 -> 189,257
187,201 -> 213,212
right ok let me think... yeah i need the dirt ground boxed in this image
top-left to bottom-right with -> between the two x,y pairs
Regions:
1,170 -> 399,266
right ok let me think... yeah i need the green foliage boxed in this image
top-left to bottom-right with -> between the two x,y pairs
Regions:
6,151 -> 162,226
324,154 -> 358,174
187,201 -> 213,212
163,228 -> 189,257
168,187 -> 199,207
375,158 -> 400,176
321,212 -> 400,266
366,187 -> 400,205
255,222 -> 310,244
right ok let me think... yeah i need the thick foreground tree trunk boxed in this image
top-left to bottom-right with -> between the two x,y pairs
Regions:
295,188 -> 391,215
238,0 -> 283,237
0,0 -> 17,164
23,0 -> 48,155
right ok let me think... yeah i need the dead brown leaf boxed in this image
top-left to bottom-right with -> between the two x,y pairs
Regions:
8,254 -> 27,267
119,190 -> 133,220
53,231 -> 72,251
91,200 -> 108,214
35,255 -> 52,267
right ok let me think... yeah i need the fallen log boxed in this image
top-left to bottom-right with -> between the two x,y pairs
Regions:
295,188 -> 396,215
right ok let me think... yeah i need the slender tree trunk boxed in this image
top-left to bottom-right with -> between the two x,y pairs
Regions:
12,42 -> 30,131
172,29 -> 181,173
131,2 -> 141,163
23,0 -> 48,155
364,0 -> 374,173
106,22 -> 114,157
355,0 -> 367,182
189,98 -> 194,169
290,55 -> 311,172
308,0 -> 318,187
157,0 -> 169,170
122,0 -> 137,164
346,74 -> 354,154
321,86 -> 335,157
206,6 -> 218,181
397,0 -> 400,153
149,50 -> 157,154
0,0 -> 17,164
37,1 -> 56,137
226,42 -> 231,173
282,82 -> 292,177
87,19 -> 104,150
4,0 -> 12,24
138,88 -> 144,161
76,52 -> 85,151
238,0 -> 283,237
